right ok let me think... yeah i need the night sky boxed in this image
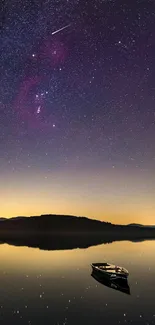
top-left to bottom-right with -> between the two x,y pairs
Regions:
1,0 -> 155,223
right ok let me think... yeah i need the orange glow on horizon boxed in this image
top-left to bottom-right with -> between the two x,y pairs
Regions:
1,167 -> 155,225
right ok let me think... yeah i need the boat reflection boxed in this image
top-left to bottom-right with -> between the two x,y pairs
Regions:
91,270 -> 130,295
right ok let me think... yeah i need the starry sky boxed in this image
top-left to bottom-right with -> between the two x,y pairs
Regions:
0,0 -> 155,224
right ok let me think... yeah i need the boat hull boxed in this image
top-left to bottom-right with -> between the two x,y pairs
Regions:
91,263 -> 129,280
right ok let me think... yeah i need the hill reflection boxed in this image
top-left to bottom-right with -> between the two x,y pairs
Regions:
0,233 -> 155,251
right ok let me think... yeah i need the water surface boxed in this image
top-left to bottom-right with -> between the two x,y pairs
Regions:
0,240 -> 155,325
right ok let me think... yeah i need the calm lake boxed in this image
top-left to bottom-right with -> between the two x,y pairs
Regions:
0,240 -> 155,325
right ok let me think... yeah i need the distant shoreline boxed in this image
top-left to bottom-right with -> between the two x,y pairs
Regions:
0,214 -> 155,250
1,215 -> 155,227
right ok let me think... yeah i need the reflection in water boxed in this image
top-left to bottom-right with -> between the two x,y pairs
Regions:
91,270 -> 130,295
0,241 -> 155,324
0,234 -> 154,252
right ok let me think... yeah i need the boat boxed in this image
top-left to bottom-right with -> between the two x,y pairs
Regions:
91,262 -> 129,280
91,270 -> 130,295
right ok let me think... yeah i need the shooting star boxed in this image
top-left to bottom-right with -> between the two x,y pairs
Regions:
52,24 -> 70,36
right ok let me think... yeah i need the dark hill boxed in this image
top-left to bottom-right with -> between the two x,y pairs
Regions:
129,223 -> 155,228
0,214 -> 114,233
0,214 -> 154,236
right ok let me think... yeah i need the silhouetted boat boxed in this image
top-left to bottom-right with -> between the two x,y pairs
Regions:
91,270 -> 130,295
91,262 -> 129,280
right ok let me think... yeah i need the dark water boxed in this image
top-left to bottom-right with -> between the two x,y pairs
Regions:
0,240 -> 155,325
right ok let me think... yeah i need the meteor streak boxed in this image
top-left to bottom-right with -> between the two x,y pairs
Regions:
52,24 -> 70,35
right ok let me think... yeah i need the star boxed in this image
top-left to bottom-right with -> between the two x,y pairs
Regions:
37,106 -> 41,114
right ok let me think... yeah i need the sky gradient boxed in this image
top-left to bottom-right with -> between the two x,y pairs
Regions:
0,0 -> 155,224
